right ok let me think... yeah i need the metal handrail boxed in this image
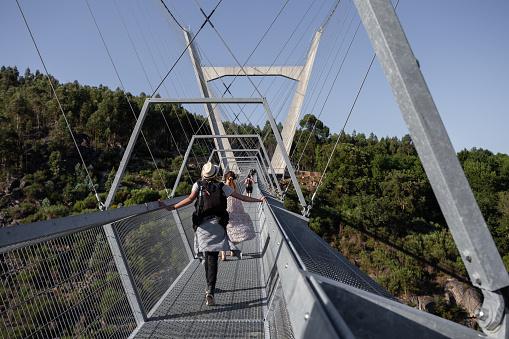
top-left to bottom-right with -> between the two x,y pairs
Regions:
0,197 -> 184,253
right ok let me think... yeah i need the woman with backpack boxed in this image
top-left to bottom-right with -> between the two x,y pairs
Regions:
219,171 -> 256,261
159,162 -> 265,306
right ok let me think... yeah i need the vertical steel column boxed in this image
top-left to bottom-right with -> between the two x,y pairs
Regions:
353,0 -> 508,335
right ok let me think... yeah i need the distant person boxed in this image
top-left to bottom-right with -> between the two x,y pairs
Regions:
159,162 -> 265,306
220,171 -> 256,261
244,175 -> 254,197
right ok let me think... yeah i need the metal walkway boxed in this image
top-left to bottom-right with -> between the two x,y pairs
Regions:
134,200 -> 267,338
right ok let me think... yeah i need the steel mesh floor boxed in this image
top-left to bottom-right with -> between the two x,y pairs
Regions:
135,202 -> 266,338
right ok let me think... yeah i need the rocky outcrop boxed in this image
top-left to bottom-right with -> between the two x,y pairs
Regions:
409,295 -> 435,312
445,279 -> 482,317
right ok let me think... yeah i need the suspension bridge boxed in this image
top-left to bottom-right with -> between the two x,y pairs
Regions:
1,0 -> 508,338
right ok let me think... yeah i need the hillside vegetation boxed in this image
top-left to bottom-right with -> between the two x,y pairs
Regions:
286,114 -> 509,325
2,66 -> 508,328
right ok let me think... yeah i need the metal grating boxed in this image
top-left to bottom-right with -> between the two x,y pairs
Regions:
267,280 -> 295,339
135,319 -> 264,338
0,226 -> 136,338
135,201 -> 267,338
270,203 -> 393,299
113,209 -> 191,314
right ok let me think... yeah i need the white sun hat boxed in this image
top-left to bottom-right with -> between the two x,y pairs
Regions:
201,162 -> 220,179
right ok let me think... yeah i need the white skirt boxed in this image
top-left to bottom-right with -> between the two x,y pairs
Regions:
226,197 -> 256,243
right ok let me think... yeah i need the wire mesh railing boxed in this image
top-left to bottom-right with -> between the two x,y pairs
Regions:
0,198 -> 187,339
0,226 -> 137,339
113,209 -> 191,315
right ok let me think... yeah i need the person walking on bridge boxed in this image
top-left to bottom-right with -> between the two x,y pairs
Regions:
160,162 -> 265,306
220,171 -> 256,261
244,175 -> 254,197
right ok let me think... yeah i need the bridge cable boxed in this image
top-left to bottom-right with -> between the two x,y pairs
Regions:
268,0 -> 342,125
311,54 -> 376,207
115,0 -> 199,180
164,0 -> 300,172
188,0 -> 291,155
248,0 -> 322,125
261,2 -> 346,156
152,0 -> 224,97
254,0 -> 338,133
15,0 -> 105,210
85,0 -> 176,197
159,0 -> 232,164
290,4 -> 354,162
142,3 -> 216,159
197,48 -> 260,152
298,0 -> 401,181
216,0 -> 290,99
307,0 -> 402,207
193,3 -> 265,102
159,0 -> 185,31
295,20 -> 361,172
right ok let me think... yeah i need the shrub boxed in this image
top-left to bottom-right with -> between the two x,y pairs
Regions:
124,188 -> 160,206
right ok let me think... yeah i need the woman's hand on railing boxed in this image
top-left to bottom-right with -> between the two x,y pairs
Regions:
158,199 -> 175,211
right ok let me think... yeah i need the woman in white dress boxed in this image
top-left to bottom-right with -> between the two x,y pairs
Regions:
220,171 -> 256,260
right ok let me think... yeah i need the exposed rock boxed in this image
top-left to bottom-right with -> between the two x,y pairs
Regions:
19,177 -> 28,190
417,295 -> 435,312
408,295 -> 436,312
445,279 -> 482,317
6,177 -> 20,193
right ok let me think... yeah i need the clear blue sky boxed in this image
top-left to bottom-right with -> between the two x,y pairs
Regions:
1,0 -> 508,154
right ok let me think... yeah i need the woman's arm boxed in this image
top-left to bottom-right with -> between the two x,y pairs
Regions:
159,190 -> 198,210
231,191 -> 265,203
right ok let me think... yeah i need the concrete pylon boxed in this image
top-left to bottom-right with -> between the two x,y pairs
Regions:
184,29 -> 235,171
199,31 -> 322,176
271,30 -> 322,175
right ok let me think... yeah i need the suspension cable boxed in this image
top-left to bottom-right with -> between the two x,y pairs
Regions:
85,0 -> 176,198
15,0 -> 104,209
141,3 -> 215,158
295,20 -> 361,170
153,0 -> 224,97
117,0 -> 201,177
308,0 -> 401,210
250,0 -> 334,129
290,4 -> 354,161
247,0 -> 321,124
260,1 -> 345,145
189,0 -> 289,142
310,55 -> 375,209
217,0 -> 290,98
197,49 -> 260,151
159,0 -> 185,31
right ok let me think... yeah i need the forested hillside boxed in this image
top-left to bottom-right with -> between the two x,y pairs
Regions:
286,115 -> 509,325
2,66 -> 508,328
0,66 -> 264,225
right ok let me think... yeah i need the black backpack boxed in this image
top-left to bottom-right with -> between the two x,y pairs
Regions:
192,180 -> 229,231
